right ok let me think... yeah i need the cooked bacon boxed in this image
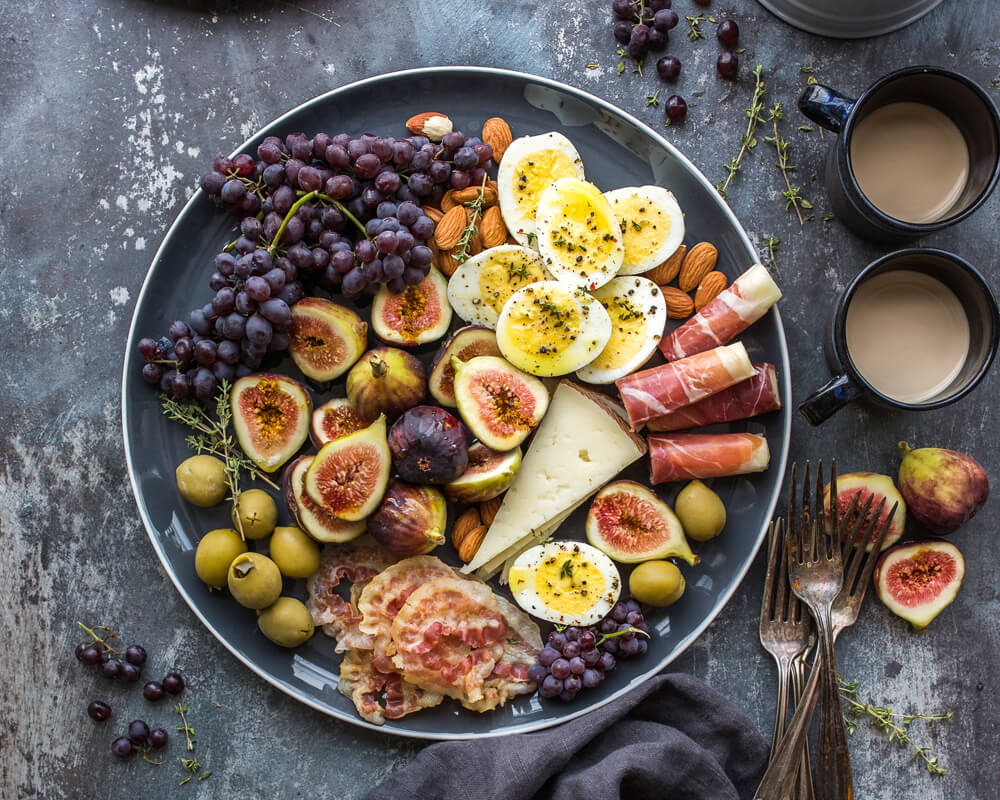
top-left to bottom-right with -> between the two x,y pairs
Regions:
647,363 -> 781,432
338,649 -> 443,726
649,432 -> 770,484
616,342 -> 755,428
659,264 -> 782,361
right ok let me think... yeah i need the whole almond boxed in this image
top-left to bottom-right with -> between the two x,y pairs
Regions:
457,525 -> 488,563
434,205 -> 467,250
479,495 -> 503,526
405,112 -> 453,141
423,206 -> 444,224
452,507 -> 482,551
678,242 -> 718,292
643,244 -> 686,285
661,285 -> 695,319
452,186 -> 481,205
440,190 -> 459,213
480,206 -> 506,248
482,117 -> 513,161
437,247 -> 461,277
468,229 -> 483,256
694,271 -> 727,310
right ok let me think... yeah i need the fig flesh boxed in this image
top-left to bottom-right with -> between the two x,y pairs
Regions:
370,267 -> 452,347
309,397 -> 369,448
897,441 -> 989,535
452,355 -> 549,451
388,406 -> 469,484
304,414 -> 391,521
428,326 -> 502,407
367,480 -> 447,556
283,456 -> 366,543
346,347 -> 427,422
874,539 -> 965,631
288,297 -> 368,381
586,480 -> 699,565
823,472 -> 906,552
444,441 -> 521,503
231,374 -> 312,473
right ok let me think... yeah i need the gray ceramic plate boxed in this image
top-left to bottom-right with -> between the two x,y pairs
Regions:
122,67 -> 791,739
756,0 -> 944,39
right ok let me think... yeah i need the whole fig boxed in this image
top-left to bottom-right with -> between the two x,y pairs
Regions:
897,441 -> 989,535
367,480 -> 447,556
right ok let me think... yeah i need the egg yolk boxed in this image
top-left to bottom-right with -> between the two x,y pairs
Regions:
588,295 -> 648,370
479,254 -> 546,315
612,196 -> 672,265
534,552 -> 606,615
503,285 -> 582,358
547,195 -> 616,273
513,150 -> 578,214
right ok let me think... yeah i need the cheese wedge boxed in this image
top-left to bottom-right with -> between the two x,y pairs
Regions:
462,380 -> 647,578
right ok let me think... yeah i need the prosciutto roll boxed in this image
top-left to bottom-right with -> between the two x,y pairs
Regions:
647,363 -> 781,432
649,432 -> 770,484
659,264 -> 782,361
616,342 -> 755,429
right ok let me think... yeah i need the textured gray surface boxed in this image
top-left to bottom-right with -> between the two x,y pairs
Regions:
1,0 -> 998,797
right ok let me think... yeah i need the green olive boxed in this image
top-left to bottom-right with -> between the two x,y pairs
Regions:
674,480 -> 727,542
176,455 -> 228,507
269,526 -> 321,579
195,529 -> 248,590
227,552 -> 283,609
232,489 -> 278,540
629,560 -> 685,606
257,597 -> 315,648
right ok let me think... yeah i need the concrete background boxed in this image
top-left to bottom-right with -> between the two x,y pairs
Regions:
1,0 -> 998,797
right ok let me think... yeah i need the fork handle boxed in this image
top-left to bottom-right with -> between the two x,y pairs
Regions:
791,656 -> 815,800
770,659 -> 792,756
815,609 -> 853,800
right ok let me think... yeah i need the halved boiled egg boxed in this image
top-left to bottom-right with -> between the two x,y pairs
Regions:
508,541 -> 622,626
604,186 -> 685,275
496,280 -> 612,377
446,245 -> 548,329
576,276 -> 667,384
497,132 -> 585,249
536,178 -> 624,291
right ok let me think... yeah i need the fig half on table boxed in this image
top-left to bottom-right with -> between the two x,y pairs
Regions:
874,539 -> 965,631
824,472 -> 906,551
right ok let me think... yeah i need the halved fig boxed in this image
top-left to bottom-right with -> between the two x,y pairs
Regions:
823,472 -> 907,551
283,456 -> 366,543
444,442 -> 521,503
428,326 -> 502,407
388,406 -> 469,484
288,297 -> 368,381
231,374 -> 312,473
452,355 -> 549,451
586,480 -> 699,565
304,414 -> 391,521
874,539 -> 965,631
346,347 -> 427,422
371,267 -> 452,347
309,397 -> 369,448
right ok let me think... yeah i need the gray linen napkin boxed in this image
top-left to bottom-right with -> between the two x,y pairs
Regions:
363,673 -> 768,800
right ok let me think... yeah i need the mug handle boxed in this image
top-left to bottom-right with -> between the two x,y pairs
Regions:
798,373 -> 863,425
798,84 -> 857,133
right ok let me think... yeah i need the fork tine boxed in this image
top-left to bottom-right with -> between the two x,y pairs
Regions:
842,498 -> 881,592
857,502 -> 898,590
761,521 -> 779,621
775,523 -> 790,620
787,462 -> 799,534
815,459 -> 830,560
829,459 -> 838,541
838,492 -> 864,557
801,460 -> 811,529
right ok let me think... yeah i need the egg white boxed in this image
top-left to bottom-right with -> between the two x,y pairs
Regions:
497,132 -> 585,249
536,178 -> 624,291
496,280 -> 612,377
604,186 -> 686,275
446,245 -> 548,329
508,541 -> 621,626
577,276 -> 667,384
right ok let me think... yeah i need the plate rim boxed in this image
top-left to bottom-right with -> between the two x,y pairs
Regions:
121,65 -> 792,740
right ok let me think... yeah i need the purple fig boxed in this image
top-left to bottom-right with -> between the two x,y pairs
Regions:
367,480 -> 446,556
897,442 -> 989,535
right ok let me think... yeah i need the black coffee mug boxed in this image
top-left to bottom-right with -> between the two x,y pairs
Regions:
799,66 -> 1000,242
799,249 -> 999,425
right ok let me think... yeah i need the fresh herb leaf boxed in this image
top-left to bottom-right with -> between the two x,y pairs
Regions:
686,14 -> 705,41
717,63 -> 766,198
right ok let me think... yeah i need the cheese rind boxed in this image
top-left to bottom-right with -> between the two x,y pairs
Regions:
462,381 -> 647,576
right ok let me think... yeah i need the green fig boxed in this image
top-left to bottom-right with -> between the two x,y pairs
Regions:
897,442 -> 989,535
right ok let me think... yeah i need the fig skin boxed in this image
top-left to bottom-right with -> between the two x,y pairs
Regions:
897,441 -> 989,535
823,472 -> 906,552
874,538 -> 965,631
444,442 -> 522,503
346,347 -> 427,422
367,480 -> 447,556
388,406 -> 469,485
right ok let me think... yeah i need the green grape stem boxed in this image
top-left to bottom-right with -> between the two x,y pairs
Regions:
268,190 -> 318,255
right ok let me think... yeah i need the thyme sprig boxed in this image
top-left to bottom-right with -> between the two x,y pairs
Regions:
764,103 -> 812,225
646,90 -> 661,107
174,703 -> 197,752
452,176 -> 490,264
686,14 -> 706,41
840,679 -> 951,777
761,235 -> 780,276
716,64 -> 766,198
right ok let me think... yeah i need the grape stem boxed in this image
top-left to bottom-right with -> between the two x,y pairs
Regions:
596,625 -> 650,646
301,190 -> 370,239
77,621 -> 120,654
268,190 -> 318,255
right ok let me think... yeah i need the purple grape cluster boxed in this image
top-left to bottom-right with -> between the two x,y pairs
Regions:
527,600 -> 650,702
612,0 -> 678,59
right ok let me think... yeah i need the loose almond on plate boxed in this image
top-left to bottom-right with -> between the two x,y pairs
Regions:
479,206 -> 507,248
661,285 -> 695,319
643,244 -> 686,285
452,506 -> 482,550
695,271 -> 728,310
405,112 -> 453,141
678,242 -> 718,292
482,117 -> 513,161
434,205 -> 468,250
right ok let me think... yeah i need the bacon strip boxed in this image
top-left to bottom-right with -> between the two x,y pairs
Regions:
338,649 -> 443,725
647,363 -> 781,432
659,264 -> 782,362
649,432 -> 770,484
616,342 -> 754,429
